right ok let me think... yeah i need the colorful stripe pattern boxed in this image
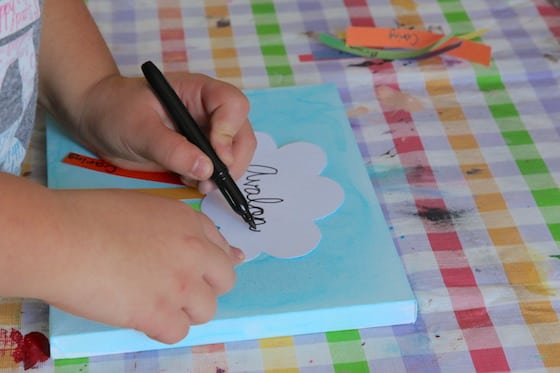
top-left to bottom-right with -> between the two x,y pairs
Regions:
250,1 -> 295,87
343,1 -> 510,371
3,0 -> 560,371
157,0 -> 189,72
0,302 -> 22,369
437,1 -> 560,369
203,1 -> 243,87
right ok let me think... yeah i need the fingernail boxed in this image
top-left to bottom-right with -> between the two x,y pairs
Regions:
198,180 -> 216,195
192,156 -> 212,179
231,246 -> 245,263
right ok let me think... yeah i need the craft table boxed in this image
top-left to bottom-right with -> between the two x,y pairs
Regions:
2,0 -> 560,371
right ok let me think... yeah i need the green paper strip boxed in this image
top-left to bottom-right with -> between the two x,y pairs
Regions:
318,32 -> 456,60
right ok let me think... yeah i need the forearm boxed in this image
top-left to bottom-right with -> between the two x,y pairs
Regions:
38,0 -> 119,130
0,173 -> 67,299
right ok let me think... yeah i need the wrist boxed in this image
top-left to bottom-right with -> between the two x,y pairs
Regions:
0,175 -> 66,299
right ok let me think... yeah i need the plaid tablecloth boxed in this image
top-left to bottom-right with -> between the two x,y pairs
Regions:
2,0 -> 560,371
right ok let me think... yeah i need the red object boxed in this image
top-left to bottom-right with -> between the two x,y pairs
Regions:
63,152 -> 184,185
1,329 -> 50,370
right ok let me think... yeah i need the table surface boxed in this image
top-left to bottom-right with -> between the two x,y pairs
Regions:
2,0 -> 560,372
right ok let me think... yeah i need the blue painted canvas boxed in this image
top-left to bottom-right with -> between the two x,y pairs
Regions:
46,83 -> 416,359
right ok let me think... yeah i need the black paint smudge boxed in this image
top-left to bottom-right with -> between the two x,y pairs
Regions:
414,206 -> 465,226
465,168 -> 483,175
348,59 -> 388,68
216,18 -> 230,28
381,147 -> 397,158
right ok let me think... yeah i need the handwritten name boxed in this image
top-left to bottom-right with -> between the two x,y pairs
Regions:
388,28 -> 419,47
66,153 -> 117,174
242,164 -> 284,232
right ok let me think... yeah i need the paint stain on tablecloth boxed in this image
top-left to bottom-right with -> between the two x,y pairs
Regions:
376,85 -> 425,113
0,328 -> 50,370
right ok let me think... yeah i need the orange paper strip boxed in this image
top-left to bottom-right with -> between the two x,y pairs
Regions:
62,152 -> 184,185
346,26 -> 491,66
135,187 -> 203,200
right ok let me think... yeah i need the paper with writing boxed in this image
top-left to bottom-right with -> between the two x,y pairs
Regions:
201,132 -> 345,261
345,26 -> 491,66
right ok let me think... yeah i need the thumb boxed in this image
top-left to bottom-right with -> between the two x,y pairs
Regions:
143,309 -> 191,344
228,246 -> 246,265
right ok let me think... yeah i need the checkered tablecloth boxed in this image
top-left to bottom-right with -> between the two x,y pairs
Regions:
2,0 -> 560,371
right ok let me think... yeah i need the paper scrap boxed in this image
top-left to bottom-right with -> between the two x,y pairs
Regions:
135,187 -> 203,200
345,26 -> 491,66
318,32 -> 460,61
62,152 -> 184,185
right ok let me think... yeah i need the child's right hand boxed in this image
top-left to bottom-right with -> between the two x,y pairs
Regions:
39,188 -> 242,344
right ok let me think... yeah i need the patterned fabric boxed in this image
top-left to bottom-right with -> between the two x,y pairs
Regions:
2,0 -> 560,371
0,0 -> 41,175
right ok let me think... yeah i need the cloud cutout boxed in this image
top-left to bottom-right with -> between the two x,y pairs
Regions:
201,132 -> 345,261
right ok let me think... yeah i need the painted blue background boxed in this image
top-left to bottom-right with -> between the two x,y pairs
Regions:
48,84 -> 416,358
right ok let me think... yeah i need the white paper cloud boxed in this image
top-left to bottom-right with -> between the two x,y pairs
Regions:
201,132 -> 345,261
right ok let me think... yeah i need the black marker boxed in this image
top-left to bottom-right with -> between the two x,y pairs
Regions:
141,61 -> 257,229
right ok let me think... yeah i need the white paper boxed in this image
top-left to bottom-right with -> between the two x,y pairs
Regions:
201,132 -> 344,261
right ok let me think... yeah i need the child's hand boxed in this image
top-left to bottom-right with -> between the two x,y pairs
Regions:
40,189 -> 243,344
73,73 -> 256,193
